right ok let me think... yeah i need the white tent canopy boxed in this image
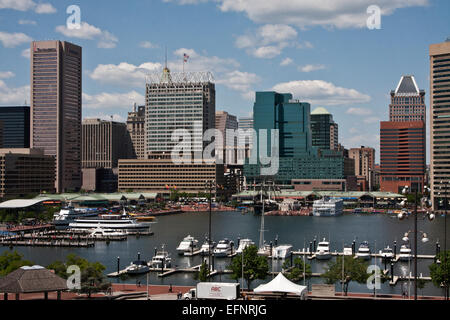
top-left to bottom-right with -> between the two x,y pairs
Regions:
254,272 -> 307,296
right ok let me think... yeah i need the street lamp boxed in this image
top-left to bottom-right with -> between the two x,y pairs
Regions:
205,180 -> 216,279
438,180 -> 449,300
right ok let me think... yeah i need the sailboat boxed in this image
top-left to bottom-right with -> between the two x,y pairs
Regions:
257,182 -> 272,256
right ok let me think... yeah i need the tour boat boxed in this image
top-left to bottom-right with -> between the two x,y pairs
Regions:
399,245 -> 412,262
236,239 -> 255,254
315,238 -> 332,260
213,239 -> 234,257
176,235 -> 199,255
53,205 -> 99,227
356,241 -> 371,260
68,216 -> 151,234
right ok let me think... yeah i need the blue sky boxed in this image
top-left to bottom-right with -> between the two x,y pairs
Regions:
0,0 -> 449,162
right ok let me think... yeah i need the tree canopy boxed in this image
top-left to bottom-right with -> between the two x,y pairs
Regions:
322,256 -> 369,295
0,250 -> 33,276
429,250 -> 450,300
228,245 -> 268,290
282,257 -> 312,281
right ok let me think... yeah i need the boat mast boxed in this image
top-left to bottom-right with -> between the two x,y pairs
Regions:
259,180 -> 265,249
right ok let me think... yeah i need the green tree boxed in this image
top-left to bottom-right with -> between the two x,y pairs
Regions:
322,256 -> 369,296
194,261 -> 210,282
429,251 -> 450,300
0,250 -> 33,276
228,245 -> 268,290
282,257 -> 312,281
47,254 -> 110,298
169,189 -> 179,202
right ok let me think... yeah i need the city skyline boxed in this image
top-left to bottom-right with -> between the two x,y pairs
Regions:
1,0 -> 449,161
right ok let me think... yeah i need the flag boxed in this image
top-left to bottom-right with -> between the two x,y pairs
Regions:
183,53 -> 189,63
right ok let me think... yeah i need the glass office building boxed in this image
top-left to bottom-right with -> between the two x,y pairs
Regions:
0,106 -> 30,148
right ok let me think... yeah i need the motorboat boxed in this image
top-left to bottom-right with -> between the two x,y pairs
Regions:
69,217 -> 151,234
89,227 -> 126,238
213,238 -> 234,257
315,239 -> 332,260
380,246 -> 395,260
399,245 -> 412,262
150,245 -> 172,269
272,244 -> 293,259
199,239 -> 216,256
126,260 -> 149,274
343,246 -> 353,256
356,241 -> 371,260
236,238 -> 255,254
176,235 -> 199,255
53,205 -> 99,227
257,243 -> 272,256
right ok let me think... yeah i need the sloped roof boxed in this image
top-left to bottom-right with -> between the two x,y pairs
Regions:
395,75 -> 420,94
0,266 -> 67,293
0,198 -> 50,209
254,272 -> 307,296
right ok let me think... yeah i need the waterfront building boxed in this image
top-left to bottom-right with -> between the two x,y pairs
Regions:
429,39 -> 450,210
310,107 -> 339,151
0,106 -> 30,148
30,40 -> 82,193
127,104 -> 146,159
348,146 -> 375,191
0,148 -> 55,198
380,75 -> 426,194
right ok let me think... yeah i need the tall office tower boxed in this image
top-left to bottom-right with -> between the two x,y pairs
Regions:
82,118 -> 131,169
389,75 -> 426,121
215,111 -> 238,162
30,40 -> 82,193
0,106 -> 30,148
145,67 -> 215,156
310,107 -> 339,150
349,146 -> 375,191
238,116 -> 254,145
380,75 -> 426,194
430,39 -> 450,210
127,104 -> 146,159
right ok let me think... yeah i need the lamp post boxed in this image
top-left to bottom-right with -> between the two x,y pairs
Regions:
439,181 -> 449,300
205,180 -> 216,279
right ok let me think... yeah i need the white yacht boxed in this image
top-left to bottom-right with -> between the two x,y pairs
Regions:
380,246 -> 395,260
53,206 -> 99,227
343,246 -> 353,256
126,260 -> 149,274
213,239 -> 234,257
272,244 -> 293,259
257,243 -> 272,257
199,240 -> 216,256
68,216 -> 151,234
315,239 -> 332,260
176,235 -> 199,255
150,245 -> 172,269
236,239 -> 255,254
89,227 -> 126,238
399,245 -> 412,262
356,241 -> 371,260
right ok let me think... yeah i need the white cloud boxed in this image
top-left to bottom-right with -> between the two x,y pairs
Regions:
363,116 -> 381,124
163,0 -> 208,4
139,41 -> 158,49
218,0 -> 429,29
217,70 -> 261,95
55,22 -> 118,48
0,80 -> 29,104
299,64 -> 326,72
272,80 -> 371,106
21,48 -> 30,59
280,58 -> 293,66
18,19 -> 36,25
346,107 -> 373,116
171,48 -> 239,73
89,62 -> 162,87
0,0 -> 56,14
251,46 -> 283,59
83,91 -> 145,110
0,71 -> 15,79
0,31 -> 32,48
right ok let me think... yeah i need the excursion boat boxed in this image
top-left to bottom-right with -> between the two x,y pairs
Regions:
53,205 -> 99,227
399,245 -> 412,262
213,239 -> 234,257
356,241 -> 371,260
315,239 -> 332,260
126,260 -> 150,274
380,246 -> 395,260
236,239 -> 255,254
68,216 -> 151,234
89,227 -> 126,238
150,245 -> 171,269
176,235 -> 199,255
272,244 -> 293,259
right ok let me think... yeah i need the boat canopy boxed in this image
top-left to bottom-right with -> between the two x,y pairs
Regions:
254,273 -> 307,296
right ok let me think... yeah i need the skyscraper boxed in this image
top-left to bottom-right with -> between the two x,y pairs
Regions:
0,106 -> 30,148
310,107 -> 339,150
215,111 -> 238,162
127,104 -> 146,159
30,40 -> 82,193
430,39 -> 450,210
380,75 -> 426,194
349,146 -> 375,191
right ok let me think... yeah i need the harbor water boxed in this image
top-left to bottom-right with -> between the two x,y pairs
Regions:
3,211 -> 450,296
